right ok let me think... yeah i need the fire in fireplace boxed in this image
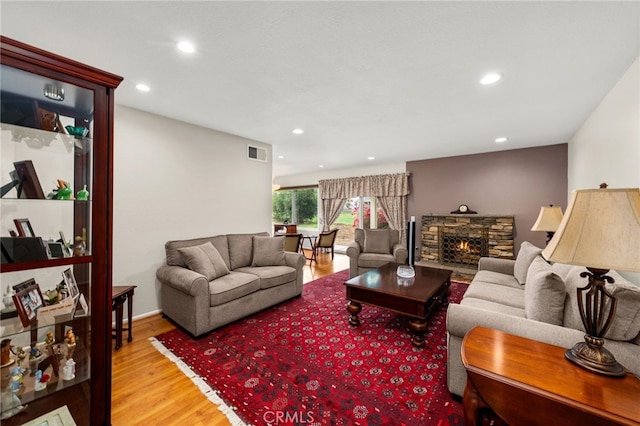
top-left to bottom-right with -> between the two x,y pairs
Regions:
438,227 -> 488,268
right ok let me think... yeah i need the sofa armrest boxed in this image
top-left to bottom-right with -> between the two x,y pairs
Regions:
477,257 -> 515,275
156,265 -> 209,297
284,251 -> 305,269
392,243 -> 408,264
346,242 -> 360,259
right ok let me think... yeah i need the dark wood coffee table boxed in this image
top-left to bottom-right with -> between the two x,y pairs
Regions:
344,262 -> 452,348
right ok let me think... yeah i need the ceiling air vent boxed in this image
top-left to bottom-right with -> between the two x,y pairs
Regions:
247,145 -> 267,162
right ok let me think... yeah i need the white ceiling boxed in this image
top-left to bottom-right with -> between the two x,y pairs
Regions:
1,1 -> 638,178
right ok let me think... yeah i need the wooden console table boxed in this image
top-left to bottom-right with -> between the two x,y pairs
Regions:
274,224 -> 297,234
112,285 -> 136,350
461,327 -> 640,426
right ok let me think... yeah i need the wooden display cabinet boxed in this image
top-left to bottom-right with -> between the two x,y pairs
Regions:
0,36 -> 122,425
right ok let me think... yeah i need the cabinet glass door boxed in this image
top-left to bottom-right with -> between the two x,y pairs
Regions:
1,63 -> 94,423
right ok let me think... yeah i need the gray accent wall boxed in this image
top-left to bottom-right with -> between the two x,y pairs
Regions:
406,144 -> 568,256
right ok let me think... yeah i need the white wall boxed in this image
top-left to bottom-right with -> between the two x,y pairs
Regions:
568,56 -> 640,284
112,106 -> 273,317
568,57 -> 639,190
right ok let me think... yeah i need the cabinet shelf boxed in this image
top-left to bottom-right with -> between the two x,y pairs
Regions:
0,255 -> 93,273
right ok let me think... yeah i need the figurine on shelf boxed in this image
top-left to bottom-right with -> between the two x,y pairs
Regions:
1,340 -> 13,367
2,285 -> 15,311
73,228 -> 87,257
13,347 -> 26,368
65,329 -> 76,360
55,179 -> 73,200
45,332 -> 55,345
77,184 -> 89,201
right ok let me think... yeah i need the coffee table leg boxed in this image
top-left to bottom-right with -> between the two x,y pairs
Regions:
409,319 -> 427,348
347,301 -> 362,326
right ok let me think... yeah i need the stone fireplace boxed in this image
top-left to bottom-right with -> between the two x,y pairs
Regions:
421,215 -> 514,269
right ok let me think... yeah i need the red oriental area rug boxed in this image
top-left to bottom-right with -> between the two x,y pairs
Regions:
151,269 -> 468,426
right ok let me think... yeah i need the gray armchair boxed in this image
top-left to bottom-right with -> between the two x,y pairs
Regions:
346,228 -> 408,278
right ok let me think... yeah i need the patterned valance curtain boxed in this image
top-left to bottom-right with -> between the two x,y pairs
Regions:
318,173 -> 410,236
319,173 -> 410,199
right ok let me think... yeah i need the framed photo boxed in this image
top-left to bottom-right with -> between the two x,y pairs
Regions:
58,231 -> 71,256
13,160 -> 45,199
62,267 -> 79,300
13,218 -> 34,237
12,280 -> 44,327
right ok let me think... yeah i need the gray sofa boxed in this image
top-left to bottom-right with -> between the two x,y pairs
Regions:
157,232 -> 305,337
346,228 -> 408,278
446,241 -> 640,397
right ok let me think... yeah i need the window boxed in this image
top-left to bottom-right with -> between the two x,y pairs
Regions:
272,187 -> 318,233
333,196 -> 389,247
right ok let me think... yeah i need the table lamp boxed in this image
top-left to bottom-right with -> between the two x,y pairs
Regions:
542,185 -> 640,376
531,205 -> 564,244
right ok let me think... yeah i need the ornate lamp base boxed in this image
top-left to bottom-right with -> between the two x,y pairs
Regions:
565,338 -> 626,377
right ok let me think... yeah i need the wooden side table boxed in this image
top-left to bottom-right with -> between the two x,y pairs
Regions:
461,326 -> 640,426
112,285 -> 136,350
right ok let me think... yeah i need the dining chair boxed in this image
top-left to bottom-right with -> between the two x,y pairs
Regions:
284,233 -> 303,253
313,229 -> 339,261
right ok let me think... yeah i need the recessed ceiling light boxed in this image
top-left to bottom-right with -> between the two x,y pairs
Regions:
495,137 -> 508,143
136,83 -> 150,92
368,156 -> 375,160
292,128 -> 304,135
278,155 -> 284,159
319,165 -> 324,168
480,73 -> 503,85
177,41 -> 195,54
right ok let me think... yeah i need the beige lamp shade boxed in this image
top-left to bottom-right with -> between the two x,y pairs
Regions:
531,205 -> 564,232
542,187 -> 640,272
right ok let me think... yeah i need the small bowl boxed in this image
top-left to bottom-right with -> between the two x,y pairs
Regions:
397,265 -> 415,278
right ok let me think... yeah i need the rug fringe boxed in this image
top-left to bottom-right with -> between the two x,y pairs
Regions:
149,337 -> 248,426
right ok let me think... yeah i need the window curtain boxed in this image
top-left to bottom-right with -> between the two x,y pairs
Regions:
318,173 -> 410,237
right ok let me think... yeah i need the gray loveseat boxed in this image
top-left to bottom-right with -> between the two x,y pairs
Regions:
346,228 -> 408,278
446,242 -> 640,397
157,232 -> 305,337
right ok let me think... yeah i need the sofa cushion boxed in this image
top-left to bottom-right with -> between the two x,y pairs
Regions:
473,270 -> 520,289
209,271 -> 260,306
236,265 -> 297,289
363,229 -> 391,254
460,297 -> 526,318
227,234 -> 257,269
165,235 -> 230,268
463,282 -> 525,309
177,242 -> 230,281
357,252 -> 395,268
251,236 -> 286,266
514,241 -> 543,285
564,267 -> 640,342
524,256 -> 566,325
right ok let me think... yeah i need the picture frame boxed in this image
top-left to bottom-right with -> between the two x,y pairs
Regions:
12,280 -> 44,327
62,267 -> 79,300
13,218 -> 34,237
58,231 -> 71,256
13,160 -> 45,199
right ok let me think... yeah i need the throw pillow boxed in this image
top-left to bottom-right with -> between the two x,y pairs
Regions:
524,256 -> 566,325
178,242 -> 230,281
514,241 -> 543,285
252,236 -> 286,267
363,229 -> 391,254
564,267 -> 640,342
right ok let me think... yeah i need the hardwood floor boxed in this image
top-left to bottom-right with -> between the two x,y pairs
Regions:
111,251 -> 349,425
